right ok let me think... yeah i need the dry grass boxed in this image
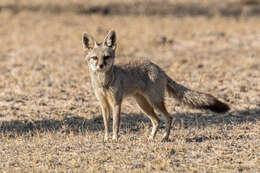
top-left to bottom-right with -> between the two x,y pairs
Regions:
0,0 -> 259,172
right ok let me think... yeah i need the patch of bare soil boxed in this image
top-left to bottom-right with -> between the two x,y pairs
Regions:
0,0 -> 259,172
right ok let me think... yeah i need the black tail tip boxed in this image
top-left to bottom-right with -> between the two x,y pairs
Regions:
204,99 -> 230,113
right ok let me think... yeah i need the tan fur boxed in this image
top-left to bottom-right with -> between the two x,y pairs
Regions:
82,30 -> 230,141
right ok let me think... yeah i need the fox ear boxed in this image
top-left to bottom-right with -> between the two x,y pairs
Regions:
82,33 -> 96,50
104,30 -> 117,50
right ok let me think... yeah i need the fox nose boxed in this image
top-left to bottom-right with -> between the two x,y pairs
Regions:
99,64 -> 104,69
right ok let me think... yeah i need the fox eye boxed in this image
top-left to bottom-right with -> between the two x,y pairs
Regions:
91,56 -> 98,60
104,56 -> 110,60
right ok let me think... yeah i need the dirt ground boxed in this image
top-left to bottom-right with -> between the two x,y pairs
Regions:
0,0 -> 259,172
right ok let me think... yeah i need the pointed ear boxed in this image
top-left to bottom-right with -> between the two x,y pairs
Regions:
82,32 -> 96,50
104,30 -> 117,50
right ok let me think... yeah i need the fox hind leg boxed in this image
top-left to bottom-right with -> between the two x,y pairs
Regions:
145,84 -> 172,141
150,100 -> 172,141
134,94 -> 160,140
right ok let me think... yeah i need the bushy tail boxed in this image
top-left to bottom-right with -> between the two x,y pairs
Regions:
166,76 -> 230,113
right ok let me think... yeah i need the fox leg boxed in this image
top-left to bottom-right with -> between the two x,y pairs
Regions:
99,99 -> 110,141
152,101 -> 172,141
134,94 -> 160,140
106,108 -> 111,131
112,104 -> 121,141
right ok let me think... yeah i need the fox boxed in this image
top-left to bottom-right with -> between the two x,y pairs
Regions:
82,30 -> 230,141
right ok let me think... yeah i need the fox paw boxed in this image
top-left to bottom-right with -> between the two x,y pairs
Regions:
104,136 -> 109,142
161,137 -> 170,142
148,136 -> 155,141
112,136 -> 118,142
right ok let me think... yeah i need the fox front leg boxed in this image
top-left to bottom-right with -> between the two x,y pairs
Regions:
98,98 -> 110,141
112,104 -> 121,141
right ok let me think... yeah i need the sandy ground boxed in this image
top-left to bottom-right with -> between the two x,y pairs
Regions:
0,0 -> 259,172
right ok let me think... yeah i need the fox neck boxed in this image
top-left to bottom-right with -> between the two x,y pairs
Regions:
90,66 -> 114,89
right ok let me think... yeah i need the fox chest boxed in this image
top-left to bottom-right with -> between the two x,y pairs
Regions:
94,87 -> 119,105
90,74 -> 123,105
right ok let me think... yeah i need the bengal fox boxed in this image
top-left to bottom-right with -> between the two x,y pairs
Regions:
82,30 -> 230,141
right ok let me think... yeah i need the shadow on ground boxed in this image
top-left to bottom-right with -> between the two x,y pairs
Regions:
0,109 -> 259,138
1,2 -> 260,17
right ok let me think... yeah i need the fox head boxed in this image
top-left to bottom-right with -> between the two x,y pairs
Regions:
82,30 -> 117,72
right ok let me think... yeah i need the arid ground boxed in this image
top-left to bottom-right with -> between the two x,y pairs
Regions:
0,0 -> 259,172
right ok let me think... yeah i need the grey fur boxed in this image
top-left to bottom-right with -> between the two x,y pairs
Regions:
82,30 -> 230,141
